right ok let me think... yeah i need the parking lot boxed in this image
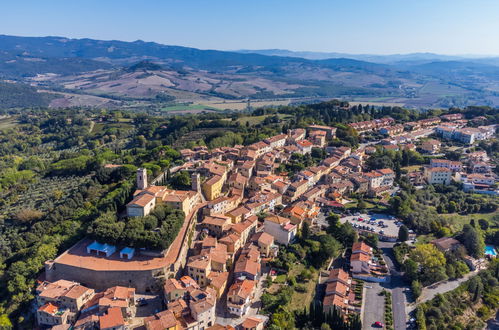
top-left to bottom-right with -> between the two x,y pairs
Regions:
340,213 -> 402,238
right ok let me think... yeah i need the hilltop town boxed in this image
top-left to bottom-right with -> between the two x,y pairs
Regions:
28,105 -> 499,330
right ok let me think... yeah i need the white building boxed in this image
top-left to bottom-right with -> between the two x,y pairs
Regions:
425,167 -> 452,185
264,215 -> 297,245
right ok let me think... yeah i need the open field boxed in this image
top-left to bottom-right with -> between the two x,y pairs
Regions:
271,263 -> 318,312
0,117 -> 18,129
401,165 -> 423,173
419,81 -> 467,97
160,103 -> 220,113
197,99 -> 292,111
441,212 -> 498,231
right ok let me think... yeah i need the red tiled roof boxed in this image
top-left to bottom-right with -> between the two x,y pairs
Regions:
99,307 -> 124,329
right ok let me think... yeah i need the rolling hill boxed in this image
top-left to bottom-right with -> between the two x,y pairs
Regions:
1,34 -> 499,109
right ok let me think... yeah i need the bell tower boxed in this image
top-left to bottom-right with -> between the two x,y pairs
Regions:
137,168 -> 147,190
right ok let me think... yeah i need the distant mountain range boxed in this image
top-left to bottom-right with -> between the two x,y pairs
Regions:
1,34 -> 499,109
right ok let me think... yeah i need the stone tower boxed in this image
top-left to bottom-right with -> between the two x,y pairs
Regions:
137,168 -> 147,190
191,172 -> 201,192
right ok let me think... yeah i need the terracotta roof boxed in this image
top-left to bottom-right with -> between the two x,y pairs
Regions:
254,232 -> 274,246
202,216 -> 230,227
327,268 -> 350,284
207,324 -> 236,330
187,255 -> 211,270
205,175 -> 223,186
241,316 -> 265,329
208,271 -> 229,290
323,294 -> 348,308
63,284 -> 92,299
297,140 -> 313,148
128,192 -> 155,207
144,310 -> 177,330
377,168 -> 394,175
350,252 -> 371,262
352,241 -> 372,254
39,302 -> 59,315
164,278 -> 183,294
325,281 -> 348,297
264,214 -> 290,225
219,233 -> 241,245
99,307 -> 124,329
228,279 -> 255,300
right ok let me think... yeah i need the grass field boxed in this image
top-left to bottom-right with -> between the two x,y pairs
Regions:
419,82 -> 466,97
402,165 -> 423,173
441,212 -> 498,231
0,117 -> 18,130
160,104 -> 220,112
197,99 -> 291,111
287,263 -> 318,312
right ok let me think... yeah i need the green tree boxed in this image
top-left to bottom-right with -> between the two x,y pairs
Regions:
301,221 -> 310,240
412,280 -> 422,299
458,224 -> 485,258
398,225 -> 409,242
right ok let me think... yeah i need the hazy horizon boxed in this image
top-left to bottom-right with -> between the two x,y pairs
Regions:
2,1 -> 499,56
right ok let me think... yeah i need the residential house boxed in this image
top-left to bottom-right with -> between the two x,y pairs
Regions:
264,134 -> 288,148
431,237 -> 464,253
203,175 -> 225,201
420,139 -> 441,154
264,214 -> 297,245
99,307 -> 125,330
425,167 -> 452,185
430,159 -> 462,172
307,125 -> 337,139
250,232 -> 275,257
201,215 -> 233,238
296,140 -> 313,155
350,242 -> 373,274
36,280 -> 95,313
234,245 -> 261,281
37,303 -> 72,328
240,316 -> 265,330
144,310 -> 179,330
226,280 -> 256,317
379,124 -> 405,136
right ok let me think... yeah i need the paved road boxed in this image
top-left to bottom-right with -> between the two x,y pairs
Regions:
379,241 -> 409,330
362,282 -> 385,329
416,269 -> 479,305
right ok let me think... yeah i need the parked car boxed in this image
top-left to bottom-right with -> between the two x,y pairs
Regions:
137,298 -> 148,306
373,321 -> 384,328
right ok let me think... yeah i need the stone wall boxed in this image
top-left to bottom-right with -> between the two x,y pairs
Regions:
45,261 -> 166,293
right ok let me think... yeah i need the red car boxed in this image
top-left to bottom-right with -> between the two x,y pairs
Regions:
373,321 -> 384,328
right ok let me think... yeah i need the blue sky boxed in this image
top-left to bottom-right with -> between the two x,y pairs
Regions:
1,0 -> 499,55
